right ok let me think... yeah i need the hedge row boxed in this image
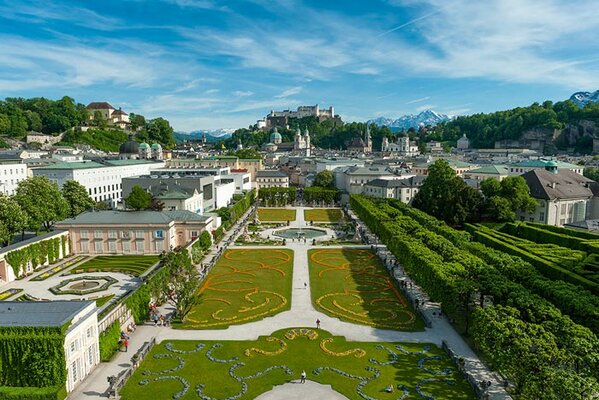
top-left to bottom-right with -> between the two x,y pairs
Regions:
0,385 -> 66,400
350,195 -> 599,394
527,221 -> 599,240
466,224 -> 599,294
98,321 -> 121,362
0,327 -> 66,388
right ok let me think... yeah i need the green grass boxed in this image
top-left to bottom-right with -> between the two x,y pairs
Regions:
304,208 -> 343,223
95,294 -> 115,308
257,208 -> 297,222
119,328 -> 474,400
309,248 -> 425,331
181,249 -> 294,329
72,255 -> 159,276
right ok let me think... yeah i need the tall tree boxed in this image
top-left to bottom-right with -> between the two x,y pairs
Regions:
163,251 -> 200,321
14,176 -> 69,231
412,159 -> 482,225
313,170 -> 335,188
480,176 -> 537,221
61,180 -> 95,217
0,194 -> 28,245
125,185 -> 152,210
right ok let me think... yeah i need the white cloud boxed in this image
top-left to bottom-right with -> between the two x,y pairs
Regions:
275,86 -> 303,98
204,88 -> 220,94
406,96 -> 430,104
415,104 -> 437,112
233,90 -> 254,97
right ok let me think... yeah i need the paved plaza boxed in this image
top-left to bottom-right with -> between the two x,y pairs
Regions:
68,207 -> 511,399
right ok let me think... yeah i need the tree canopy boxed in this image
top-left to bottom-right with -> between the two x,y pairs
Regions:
62,180 -> 95,218
14,176 -> 69,231
412,159 -> 482,226
313,170 -> 335,188
0,194 -> 27,245
480,176 -> 537,222
125,186 -> 152,211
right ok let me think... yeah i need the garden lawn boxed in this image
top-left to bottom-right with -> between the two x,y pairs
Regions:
72,255 -> 159,276
95,294 -> 115,308
119,328 -> 474,400
304,208 -> 343,223
181,249 -> 294,329
257,208 -> 296,222
309,248 -> 425,331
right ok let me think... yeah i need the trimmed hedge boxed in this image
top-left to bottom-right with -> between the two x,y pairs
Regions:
98,321 -> 121,362
466,224 -> 599,294
0,385 -> 66,400
0,327 -> 66,388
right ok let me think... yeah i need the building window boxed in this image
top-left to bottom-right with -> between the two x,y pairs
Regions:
80,241 -> 89,253
94,241 -> 103,253
80,230 -> 88,239
191,231 -> 198,239
94,230 -> 102,239
539,212 -> 545,221
123,241 -> 130,252
108,241 -> 116,253
70,340 -> 77,354
121,231 -> 130,239
88,347 -> 94,366
108,230 -> 117,239
135,230 -> 144,240
71,360 -> 78,382
155,230 -> 164,239
86,327 -> 93,339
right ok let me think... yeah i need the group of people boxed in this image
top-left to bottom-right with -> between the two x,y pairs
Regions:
148,303 -> 169,327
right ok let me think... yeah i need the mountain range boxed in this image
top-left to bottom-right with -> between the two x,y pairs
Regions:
174,128 -> 234,143
570,90 -> 599,108
367,110 -> 452,130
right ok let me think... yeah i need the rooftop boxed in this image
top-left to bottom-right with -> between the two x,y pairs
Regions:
86,102 -> 114,110
56,210 -> 211,226
468,165 -> 509,175
256,170 -> 288,178
0,301 -> 93,328
522,169 -> 597,200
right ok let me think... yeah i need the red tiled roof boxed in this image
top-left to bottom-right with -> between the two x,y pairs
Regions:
87,102 -> 115,110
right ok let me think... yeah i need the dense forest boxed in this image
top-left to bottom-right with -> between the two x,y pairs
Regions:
428,100 -> 599,152
0,96 -> 176,150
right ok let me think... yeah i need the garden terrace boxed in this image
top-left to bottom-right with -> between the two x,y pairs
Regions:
68,255 -> 160,276
350,195 -> 599,397
304,208 -> 343,223
257,208 -> 296,222
181,249 -> 293,329
119,328 -> 475,400
309,248 -> 424,331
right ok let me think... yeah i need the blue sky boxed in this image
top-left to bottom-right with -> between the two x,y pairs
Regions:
1,0 -> 598,131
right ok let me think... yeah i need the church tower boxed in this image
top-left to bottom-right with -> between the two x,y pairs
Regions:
294,127 -> 302,150
304,128 -> 311,157
365,124 -> 372,153
237,138 -> 243,151
381,137 -> 389,152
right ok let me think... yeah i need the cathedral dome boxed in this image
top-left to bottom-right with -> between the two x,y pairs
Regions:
119,136 -> 140,155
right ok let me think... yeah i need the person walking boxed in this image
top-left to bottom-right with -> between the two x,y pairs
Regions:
300,370 -> 306,384
316,319 -> 321,329
304,282 -> 307,289
123,339 -> 129,353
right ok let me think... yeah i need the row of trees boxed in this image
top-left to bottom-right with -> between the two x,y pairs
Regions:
412,159 -> 537,225
258,187 -> 297,206
350,195 -> 599,398
0,177 -> 95,244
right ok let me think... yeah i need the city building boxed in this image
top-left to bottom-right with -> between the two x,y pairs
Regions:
0,153 -> 30,195
518,165 -> 599,226
425,141 -> 444,153
457,134 -> 470,150
55,210 -> 214,255
508,159 -> 584,176
32,159 -> 164,205
255,170 -> 290,188
412,160 -> 477,176
0,300 -> 99,394
382,136 -> 420,156
166,157 -> 263,181
342,166 -> 395,194
86,102 -> 130,128
363,175 -> 425,203
26,131 -> 64,149
347,126 -> 372,154
265,105 -> 338,128
464,165 -> 509,181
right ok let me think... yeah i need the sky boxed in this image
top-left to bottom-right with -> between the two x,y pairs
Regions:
1,0 -> 598,131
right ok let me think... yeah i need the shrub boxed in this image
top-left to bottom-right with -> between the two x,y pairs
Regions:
0,385 -> 66,400
99,321 -> 121,362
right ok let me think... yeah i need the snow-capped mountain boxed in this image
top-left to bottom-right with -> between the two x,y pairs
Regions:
367,110 -> 451,130
174,128 -> 234,142
570,90 -> 599,107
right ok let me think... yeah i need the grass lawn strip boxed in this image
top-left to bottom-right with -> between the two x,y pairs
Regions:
257,208 -> 296,222
120,328 -> 474,400
304,208 -> 343,223
72,255 -> 160,276
30,256 -> 88,281
309,248 -> 425,331
181,249 -> 293,329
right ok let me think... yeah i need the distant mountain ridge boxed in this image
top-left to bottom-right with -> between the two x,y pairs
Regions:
367,110 -> 451,130
570,90 -> 599,107
174,128 -> 234,143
